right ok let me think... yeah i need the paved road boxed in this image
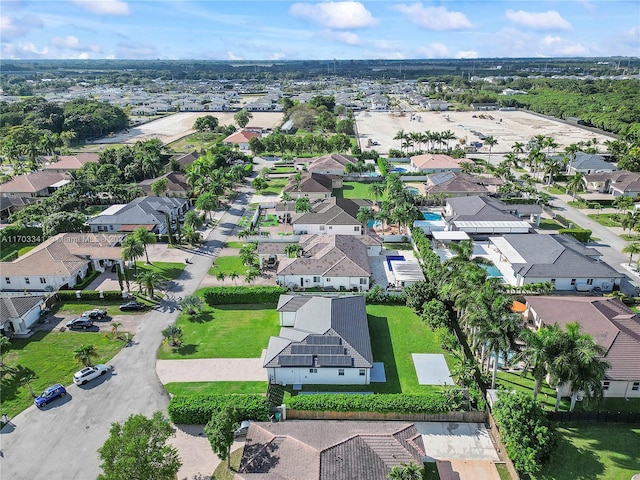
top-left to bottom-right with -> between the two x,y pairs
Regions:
0,190 -> 250,479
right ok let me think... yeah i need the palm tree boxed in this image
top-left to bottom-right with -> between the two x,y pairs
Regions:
134,227 -> 157,265
440,130 -> 456,152
74,344 -> 98,367
517,325 -> 563,401
182,226 -> 202,245
196,192 -> 219,223
162,325 -> 183,347
244,269 -> 259,286
512,141 -> 525,161
121,235 -> 144,279
622,242 -> 640,265
229,272 -> 240,285
137,271 -> 162,299
357,207 -> 376,233
393,130 -> 407,154
369,182 -> 386,207
183,210 -> 204,230
387,462 -> 423,480
484,136 -> 498,164
565,172 -> 585,200
179,295 -> 204,315
216,272 -> 227,283
285,244 -> 303,258
110,322 -> 123,339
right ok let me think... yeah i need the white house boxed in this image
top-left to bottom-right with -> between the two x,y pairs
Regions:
282,172 -> 340,201
567,152 -> 616,175
223,129 -> 260,150
292,197 -> 373,236
443,196 -> 541,234
306,153 -> 358,176
525,296 -> 640,399
487,234 -> 622,292
264,295 -> 373,386
0,294 -> 46,336
276,234 -> 380,291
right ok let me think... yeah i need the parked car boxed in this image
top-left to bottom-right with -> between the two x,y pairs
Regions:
66,317 -> 94,330
82,309 -> 107,319
234,420 -> 251,437
73,364 -> 108,385
34,384 -> 67,408
119,301 -> 146,311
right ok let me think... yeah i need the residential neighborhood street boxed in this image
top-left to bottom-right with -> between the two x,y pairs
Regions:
0,189 -> 250,479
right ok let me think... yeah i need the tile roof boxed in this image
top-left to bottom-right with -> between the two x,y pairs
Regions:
265,295 -> 373,368
276,235 -> 371,277
585,170 -> 640,193
42,153 -> 99,171
492,234 -> 621,280
307,154 -> 358,172
87,196 -> 188,227
425,172 -> 491,195
1,171 -> 69,194
0,294 -> 44,321
446,196 -> 541,223
411,154 -> 463,171
294,197 -> 373,227
570,152 -> 615,171
283,172 -> 333,194
525,296 -> 640,380
223,129 -> 260,143
237,421 -> 424,480
137,172 -> 189,194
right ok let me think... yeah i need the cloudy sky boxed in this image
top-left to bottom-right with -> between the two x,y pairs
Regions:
1,0 -> 638,60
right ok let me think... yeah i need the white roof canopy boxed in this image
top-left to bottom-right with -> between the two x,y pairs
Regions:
432,231 -> 470,241
489,237 -> 527,264
391,261 -> 426,282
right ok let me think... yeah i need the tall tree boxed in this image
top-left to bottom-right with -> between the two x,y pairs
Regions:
121,235 -> 144,279
134,226 -> 157,265
517,325 -> 563,401
295,196 -> 311,213
565,172 -> 585,199
150,177 -> 168,196
234,110 -> 252,128
195,192 -> 219,223
98,412 -> 181,480
484,136 -> 498,164
204,404 -> 239,469
622,242 -> 640,264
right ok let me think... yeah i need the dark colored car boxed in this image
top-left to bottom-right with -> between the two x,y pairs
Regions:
119,301 -> 146,311
34,384 -> 67,408
66,317 -> 94,330
82,309 -> 107,319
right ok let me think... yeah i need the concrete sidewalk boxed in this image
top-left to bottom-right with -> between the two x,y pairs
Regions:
156,350 -> 268,384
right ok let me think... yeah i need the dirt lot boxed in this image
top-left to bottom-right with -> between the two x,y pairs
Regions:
355,110 -> 614,156
94,112 -> 284,145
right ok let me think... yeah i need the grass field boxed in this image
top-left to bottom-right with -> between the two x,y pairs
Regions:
224,241 -> 248,248
587,213 -> 622,228
260,178 -> 287,196
537,218 -> 563,230
496,370 -> 570,411
164,381 -> 268,396
157,303 -> 280,359
534,424 -> 640,480
56,296 -> 154,317
208,256 -> 246,277
336,181 -> 378,200
1,331 -> 125,418
166,131 -> 223,152
133,261 -> 185,280
0,243 -> 36,261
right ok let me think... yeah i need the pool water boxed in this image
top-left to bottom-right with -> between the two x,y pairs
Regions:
393,167 -> 407,173
386,255 -> 405,271
367,219 -> 382,228
422,212 -> 443,221
405,187 -> 419,195
481,264 -> 502,277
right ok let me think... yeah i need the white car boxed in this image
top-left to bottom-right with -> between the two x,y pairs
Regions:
73,364 -> 109,385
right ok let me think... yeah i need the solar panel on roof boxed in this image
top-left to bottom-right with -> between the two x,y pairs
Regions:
278,355 -> 314,367
316,355 -> 352,367
306,335 -> 341,345
291,344 -> 344,355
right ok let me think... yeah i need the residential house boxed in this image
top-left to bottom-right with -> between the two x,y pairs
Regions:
137,172 -> 189,197
0,294 -> 46,336
237,421 -> 425,480
264,295 -> 373,385
306,153 -> 358,176
410,154 -> 464,173
424,172 -> 501,198
0,196 -> 36,222
567,152 -> 616,175
583,170 -> 640,197
487,234 -> 622,292
282,172 -> 341,201
172,151 -> 199,170
276,234 -> 380,291
0,233 -> 123,292
87,196 -> 190,234
222,129 -> 261,150
42,153 -> 99,172
470,103 -> 499,110
525,296 -> 640,398
443,196 -> 541,234
425,99 -> 450,111
369,94 -> 389,111
293,197 -> 374,236
1,171 -> 69,198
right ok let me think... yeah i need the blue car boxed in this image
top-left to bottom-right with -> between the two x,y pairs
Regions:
34,384 -> 67,408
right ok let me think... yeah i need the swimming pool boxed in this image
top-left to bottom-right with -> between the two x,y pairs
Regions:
423,212 -> 443,221
405,187 -> 420,195
393,167 -> 407,173
386,255 -> 405,271
481,264 -> 502,277
367,219 -> 382,228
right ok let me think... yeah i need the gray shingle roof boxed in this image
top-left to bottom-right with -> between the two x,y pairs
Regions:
0,295 -> 44,321
294,197 -> 373,226
87,196 -> 188,226
283,172 -> 333,194
570,152 -> 615,171
446,196 -> 541,223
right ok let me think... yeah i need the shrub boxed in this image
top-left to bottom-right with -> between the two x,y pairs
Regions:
168,395 -> 270,424
286,393 -> 463,414
0,225 -> 44,243
553,214 -> 572,227
202,286 -> 287,305
365,285 -> 406,304
56,290 -> 126,301
493,391 -> 557,476
558,228 -> 592,243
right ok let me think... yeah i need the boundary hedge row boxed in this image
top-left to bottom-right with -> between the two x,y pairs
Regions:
168,395 -> 270,424
558,228 -> 592,243
57,290 -> 128,301
203,286 -> 287,305
286,393 -> 459,414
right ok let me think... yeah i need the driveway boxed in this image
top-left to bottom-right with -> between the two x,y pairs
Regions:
0,189 -> 252,479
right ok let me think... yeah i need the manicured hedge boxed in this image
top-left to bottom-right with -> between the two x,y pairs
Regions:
57,290 -> 127,301
168,395 -> 270,424
558,228 -> 592,243
203,286 -> 287,305
286,393 -> 460,414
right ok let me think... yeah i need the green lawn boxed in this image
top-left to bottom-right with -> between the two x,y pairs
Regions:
1,331 -> 125,418
208,255 -> 247,277
224,241 -> 248,248
295,304 -> 452,395
533,424 -> 640,480
157,303 -> 280,359
260,178 -> 288,196
537,218 -> 563,230
496,370 -> 570,412
544,186 -> 565,195
271,166 -> 296,174
384,242 -> 414,251
620,233 -> 640,241
587,214 -> 622,228
239,213 -> 279,228
166,131 -> 223,152
164,381 -> 268,396
134,261 -> 185,280
336,181 -> 378,200
56,296 -> 154,317
0,243 -> 37,261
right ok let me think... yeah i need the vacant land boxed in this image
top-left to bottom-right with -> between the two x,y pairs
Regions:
208,255 -> 246,277
336,181 -> 378,200
157,303 -> 279,359
1,332 -> 125,417
534,424 -> 640,480
164,381 -> 268,396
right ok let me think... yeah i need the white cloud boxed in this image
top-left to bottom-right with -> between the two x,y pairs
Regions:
115,42 -> 157,59
540,35 -> 588,56
394,3 -> 472,31
269,52 -> 287,61
623,25 -> 640,46
416,42 -> 450,58
227,51 -> 243,60
505,10 -> 571,31
290,2 -> 377,29
50,35 -> 101,52
321,29 -> 360,45
0,14 -> 43,39
1,41 -> 49,58
455,50 -> 479,59
73,0 -> 130,16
